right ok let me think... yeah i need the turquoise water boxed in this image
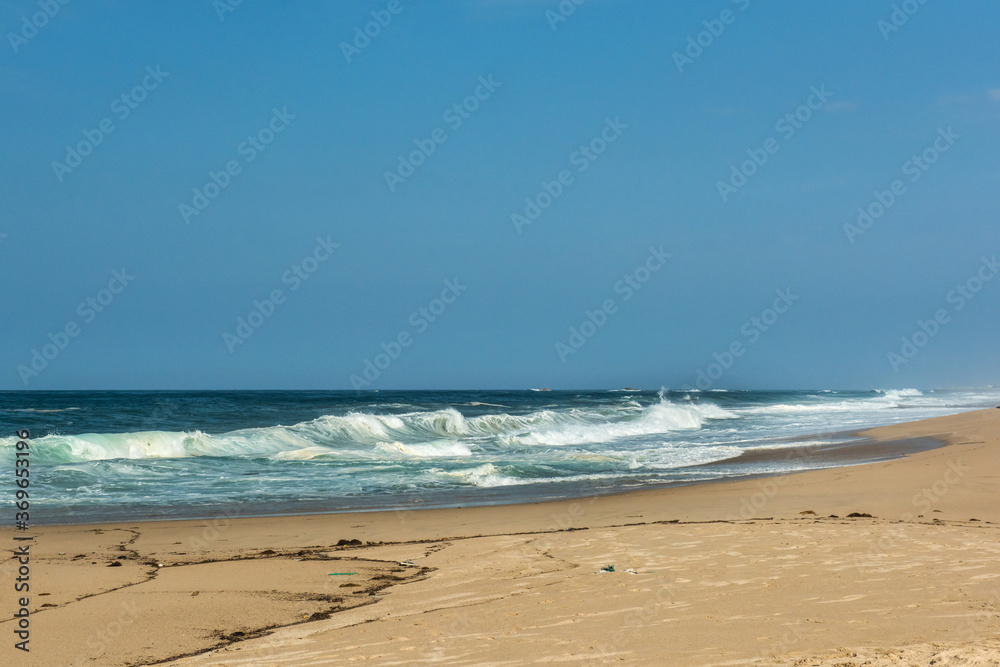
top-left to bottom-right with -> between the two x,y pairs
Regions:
2,388 -> 997,524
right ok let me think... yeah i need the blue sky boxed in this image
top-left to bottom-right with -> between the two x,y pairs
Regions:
2,0 -> 998,390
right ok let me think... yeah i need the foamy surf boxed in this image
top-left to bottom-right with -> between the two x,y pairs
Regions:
3,397 -> 736,464
4,388 -> 997,524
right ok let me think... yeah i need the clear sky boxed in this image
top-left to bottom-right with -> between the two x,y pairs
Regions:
2,0 -> 998,390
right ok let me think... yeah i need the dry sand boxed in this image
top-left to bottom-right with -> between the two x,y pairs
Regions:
2,408 -> 999,666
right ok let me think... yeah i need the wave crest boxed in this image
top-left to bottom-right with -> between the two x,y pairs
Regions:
0,398 -> 737,464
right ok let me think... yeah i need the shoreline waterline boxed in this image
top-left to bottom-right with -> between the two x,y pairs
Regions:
4,388 -> 997,525
32,431 -> 952,526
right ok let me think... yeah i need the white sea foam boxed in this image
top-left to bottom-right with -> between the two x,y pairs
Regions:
435,464 -> 626,488
436,463 -> 523,487
2,389 -> 988,471
739,389 -> 935,416
271,446 -> 339,461
1,396 -> 740,464
638,444 -> 744,469
503,401 -> 736,447
877,388 -> 923,397
375,440 -> 473,458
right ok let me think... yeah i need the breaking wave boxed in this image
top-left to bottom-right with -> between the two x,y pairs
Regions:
0,397 -> 736,464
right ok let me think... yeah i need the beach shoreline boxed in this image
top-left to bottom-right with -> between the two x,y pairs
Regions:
3,408 -> 999,665
12,388 -> 993,529
26,423 -> 959,528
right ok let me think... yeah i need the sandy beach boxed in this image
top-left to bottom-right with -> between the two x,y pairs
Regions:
4,408 -> 999,666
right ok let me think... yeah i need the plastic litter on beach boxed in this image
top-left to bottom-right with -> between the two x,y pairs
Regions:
328,572 -> 357,576
398,560 -> 415,566
596,566 -> 657,575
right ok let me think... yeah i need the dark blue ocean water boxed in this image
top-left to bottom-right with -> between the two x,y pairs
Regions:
2,388 -> 996,524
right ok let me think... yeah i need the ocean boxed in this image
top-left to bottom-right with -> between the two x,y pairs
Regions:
3,388 -> 998,525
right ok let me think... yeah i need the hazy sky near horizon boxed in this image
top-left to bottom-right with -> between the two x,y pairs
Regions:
3,0 -> 998,391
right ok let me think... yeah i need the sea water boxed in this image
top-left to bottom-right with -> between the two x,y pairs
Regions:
2,388 -> 997,524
